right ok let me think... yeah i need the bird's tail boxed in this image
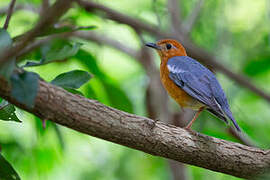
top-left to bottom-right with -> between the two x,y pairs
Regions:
222,107 -> 241,132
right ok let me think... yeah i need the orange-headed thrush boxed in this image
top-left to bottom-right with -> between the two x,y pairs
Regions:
146,39 -> 241,131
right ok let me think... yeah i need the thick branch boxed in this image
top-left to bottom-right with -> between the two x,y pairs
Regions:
0,78 -> 269,178
77,0 -> 270,104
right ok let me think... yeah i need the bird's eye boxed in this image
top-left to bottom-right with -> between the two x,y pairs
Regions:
166,43 -> 172,50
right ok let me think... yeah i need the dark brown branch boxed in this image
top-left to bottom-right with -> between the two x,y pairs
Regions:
0,77 -> 269,178
77,0 -> 270,104
0,0 -> 73,65
3,0 -> 16,30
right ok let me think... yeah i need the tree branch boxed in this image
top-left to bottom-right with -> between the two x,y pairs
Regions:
0,0 -> 73,65
77,0 -> 270,104
3,0 -> 16,30
40,0 -> 50,16
0,77 -> 269,179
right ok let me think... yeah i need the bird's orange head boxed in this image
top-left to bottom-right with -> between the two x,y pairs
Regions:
146,39 -> 187,59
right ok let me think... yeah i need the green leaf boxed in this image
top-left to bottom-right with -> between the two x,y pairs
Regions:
45,42 -> 82,62
10,72 -> 39,108
75,49 -> 105,78
63,88 -> 84,96
0,29 -> 12,53
23,43 -> 82,67
0,29 -> 15,79
244,56 -> 270,76
0,153 -> 21,180
51,70 -> 91,89
0,100 -> 21,122
0,59 -> 16,80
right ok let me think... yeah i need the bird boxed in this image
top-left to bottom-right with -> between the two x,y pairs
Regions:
146,39 -> 241,131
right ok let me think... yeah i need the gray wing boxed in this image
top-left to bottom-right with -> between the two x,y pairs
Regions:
167,56 -> 240,131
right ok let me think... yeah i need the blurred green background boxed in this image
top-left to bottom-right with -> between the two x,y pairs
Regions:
1,0 -> 270,179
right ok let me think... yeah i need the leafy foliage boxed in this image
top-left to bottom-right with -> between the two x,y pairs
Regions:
51,70 -> 91,89
0,100 -> 21,122
0,29 -> 12,52
10,72 -> 39,108
0,154 -> 20,180
0,29 -> 15,79
23,42 -> 82,67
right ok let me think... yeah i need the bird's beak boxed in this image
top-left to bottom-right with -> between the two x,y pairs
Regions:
145,42 -> 161,50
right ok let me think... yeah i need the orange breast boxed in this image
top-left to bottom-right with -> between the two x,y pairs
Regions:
160,60 -> 204,110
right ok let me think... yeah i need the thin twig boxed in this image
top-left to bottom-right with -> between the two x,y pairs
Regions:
3,0 -> 16,30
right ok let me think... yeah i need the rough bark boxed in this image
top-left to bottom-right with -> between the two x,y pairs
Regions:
0,78 -> 269,179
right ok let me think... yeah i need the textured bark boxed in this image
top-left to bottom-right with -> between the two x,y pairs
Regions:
0,78 -> 269,179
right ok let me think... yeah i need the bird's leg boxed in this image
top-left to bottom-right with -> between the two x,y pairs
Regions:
186,107 -> 205,129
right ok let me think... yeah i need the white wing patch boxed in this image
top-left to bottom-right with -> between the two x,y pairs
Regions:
167,64 -> 187,73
